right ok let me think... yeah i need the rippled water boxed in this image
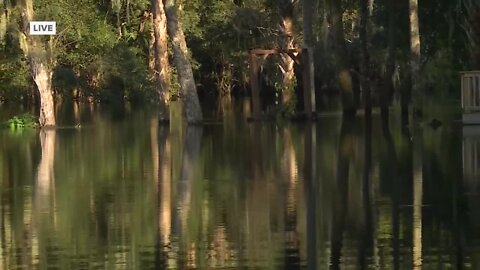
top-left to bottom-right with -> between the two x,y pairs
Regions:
0,102 -> 477,269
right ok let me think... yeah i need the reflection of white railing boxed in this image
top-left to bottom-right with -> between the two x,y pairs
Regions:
461,71 -> 480,112
462,128 -> 480,188
463,138 -> 478,180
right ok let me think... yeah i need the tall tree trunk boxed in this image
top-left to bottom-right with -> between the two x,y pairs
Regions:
0,0 -> 8,44
278,2 -> 296,112
20,0 -> 56,126
383,0 -> 397,118
407,0 -> 421,121
147,11 -> 156,73
359,0 -> 371,115
326,0 -> 356,116
409,0 -> 421,71
302,0 -> 316,117
164,0 -> 203,123
464,2 -> 480,67
151,0 -> 171,121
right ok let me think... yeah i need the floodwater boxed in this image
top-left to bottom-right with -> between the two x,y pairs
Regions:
0,101 -> 477,269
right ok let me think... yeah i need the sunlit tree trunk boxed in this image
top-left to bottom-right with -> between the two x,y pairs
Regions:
0,0 -> 8,44
147,11 -> 156,75
326,0 -> 356,116
151,0 -> 170,121
409,0 -> 421,73
406,0 -> 421,121
278,1 -> 296,111
20,0 -> 56,126
164,0 -> 203,123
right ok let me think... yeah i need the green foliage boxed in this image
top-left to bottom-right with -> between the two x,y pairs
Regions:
0,0 -> 473,109
5,113 -> 38,130
419,49 -> 460,101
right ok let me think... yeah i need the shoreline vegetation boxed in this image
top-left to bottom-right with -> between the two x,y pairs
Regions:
0,0 -> 475,125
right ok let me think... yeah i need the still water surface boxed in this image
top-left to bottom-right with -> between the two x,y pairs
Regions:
0,103 -> 477,269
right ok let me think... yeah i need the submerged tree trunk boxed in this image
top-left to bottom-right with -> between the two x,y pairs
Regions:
20,0 -> 56,126
164,0 -> 203,123
278,1 -> 296,112
151,0 -> 170,121
326,0 -> 356,116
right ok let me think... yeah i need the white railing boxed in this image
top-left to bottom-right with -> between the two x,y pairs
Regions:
461,71 -> 480,112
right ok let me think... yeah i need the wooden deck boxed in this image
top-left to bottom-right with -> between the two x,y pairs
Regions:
461,71 -> 480,124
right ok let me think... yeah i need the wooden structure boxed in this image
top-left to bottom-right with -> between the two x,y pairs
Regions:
461,71 -> 480,124
248,48 -> 315,120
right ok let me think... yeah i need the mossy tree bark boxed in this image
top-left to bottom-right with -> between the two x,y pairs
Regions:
326,0 -> 356,116
164,0 -> 203,123
20,0 -> 56,127
151,0 -> 170,121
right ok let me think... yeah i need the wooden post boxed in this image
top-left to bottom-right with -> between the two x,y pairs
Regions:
466,76 -> 470,111
461,74 -> 464,110
249,52 -> 261,120
302,48 -> 315,118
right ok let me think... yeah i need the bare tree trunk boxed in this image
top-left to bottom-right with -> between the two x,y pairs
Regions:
146,11 -> 156,74
359,0 -> 371,115
0,0 -> 8,44
302,0 -> 316,117
408,0 -> 421,120
409,0 -> 421,70
464,2 -> 480,67
151,0 -> 171,121
164,0 -> 203,123
278,2 -> 296,112
383,0 -> 397,118
20,0 -> 56,126
326,0 -> 356,116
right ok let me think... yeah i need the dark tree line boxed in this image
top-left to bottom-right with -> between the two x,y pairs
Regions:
0,0 -> 474,125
